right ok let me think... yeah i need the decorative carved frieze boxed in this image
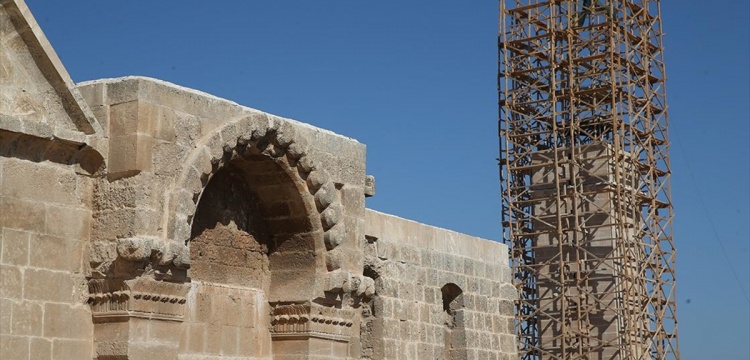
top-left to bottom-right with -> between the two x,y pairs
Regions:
270,302 -> 356,342
88,277 -> 189,322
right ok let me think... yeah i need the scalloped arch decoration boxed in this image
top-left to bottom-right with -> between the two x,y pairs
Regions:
162,112 -> 346,271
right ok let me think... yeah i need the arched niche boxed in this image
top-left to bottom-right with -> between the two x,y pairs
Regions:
441,283 -> 467,360
166,115 -> 349,282
189,144 -> 325,302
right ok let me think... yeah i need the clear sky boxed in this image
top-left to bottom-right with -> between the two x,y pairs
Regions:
24,1 -> 749,358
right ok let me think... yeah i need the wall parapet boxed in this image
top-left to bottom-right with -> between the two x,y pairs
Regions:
364,208 -> 508,265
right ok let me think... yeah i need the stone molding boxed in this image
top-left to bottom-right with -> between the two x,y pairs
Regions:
270,302 -> 356,342
89,236 -> 190,281
165,113 -> 347,271
115,236 -> 190,269
88,277 -> 189,322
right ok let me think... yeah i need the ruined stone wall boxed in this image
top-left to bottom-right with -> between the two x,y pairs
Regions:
1,1 -> 519,358
0,143 -> 97,360
72,76 -> 375,359
0,1 -> 102,358
76,76 -> 367,279
363,210 -> 518,360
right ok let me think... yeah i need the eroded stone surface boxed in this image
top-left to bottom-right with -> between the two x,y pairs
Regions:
0,1 -> 518,359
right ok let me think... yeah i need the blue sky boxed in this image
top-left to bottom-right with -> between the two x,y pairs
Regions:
25,1 -> 749,358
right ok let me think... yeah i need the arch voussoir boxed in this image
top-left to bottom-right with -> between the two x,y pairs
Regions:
164,114 -> 348,271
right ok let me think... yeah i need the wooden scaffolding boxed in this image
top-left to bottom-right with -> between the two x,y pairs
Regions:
498,1 -> 679,359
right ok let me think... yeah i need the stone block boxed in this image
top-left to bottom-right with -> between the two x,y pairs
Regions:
205,324 -> 224,354
499,334 -> 516,352
375,277 -> 399,298
52,338 -> 93,360
44,303 -> 92,339
499,266 -> 511,283
237,327 -> 258,357
1,161 -> 81,206
77,81 -> 110,134
501,316 -> 514,335
0,196 -> 46,232
0,334 -> 29,359
128,341 -> 181,360
399,282 -> 417,302
93,177 -> 135,211
400,246 -> 421,265
108,134 -> 154,178
174,112 -> 202,146
193,292 -> 213,324
377,241 -> 399,261
211,295 -> 241,327
154,142 -> 189,177
466,278 -> 480,296
1,228 -> 29,266
147,319 -> 183,346
11,300 -> 42,336
44,205 -> 91,240
220,325 -> 239,355
462,259 -> 476,277
498,284 -> 517,301
392,300 -> 407,321
185,323 -> 206,353
383,339 -> 398,358
109,100 -> 139,136
134,207 -> 161,237
0,298 -> 11,334
425,270 -> 440,289
475,261 -> 488,279
30,337 -> 53,360
0,265 -> 22,299
93,207 -> 160,241
29,234 -> 81,272
259,328 -> 273,357
148,103 -> 177,141
24,269 -> 76,303
479,278 -> 493,297
91,321 -> 129,357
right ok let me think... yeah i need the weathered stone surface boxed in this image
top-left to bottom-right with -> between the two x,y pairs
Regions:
0,0 -> 101,136
365,175 -> 376,197
362,210 -> 517,359
0,2 -> 517,359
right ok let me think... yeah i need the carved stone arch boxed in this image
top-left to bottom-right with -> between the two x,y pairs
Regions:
163,113 -> 348,289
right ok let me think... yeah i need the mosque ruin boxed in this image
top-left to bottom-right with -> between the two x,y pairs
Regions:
0,1 -> 518,359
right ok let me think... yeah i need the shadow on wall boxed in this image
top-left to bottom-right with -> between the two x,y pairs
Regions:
442,283 -> 468,360
189,153 -> 321,302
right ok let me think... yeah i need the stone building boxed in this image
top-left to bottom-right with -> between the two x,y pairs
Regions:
0,1 -> 517,359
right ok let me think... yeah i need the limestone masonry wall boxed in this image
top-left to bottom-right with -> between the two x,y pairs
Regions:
0,145 -> 96,359
363,210 -> 517,360
1,0 -> 99,357
0,0 -> 518,358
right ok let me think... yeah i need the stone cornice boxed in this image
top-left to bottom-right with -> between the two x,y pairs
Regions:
88,278 -> 189,322
270,302 -> 356,342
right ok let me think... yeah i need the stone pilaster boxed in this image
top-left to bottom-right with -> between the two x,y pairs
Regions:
88,278 -> 189,360
270,302 -> 357,359
87,235 -> 192,358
